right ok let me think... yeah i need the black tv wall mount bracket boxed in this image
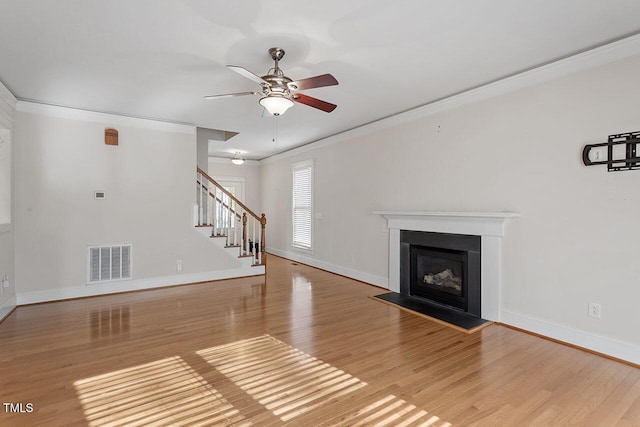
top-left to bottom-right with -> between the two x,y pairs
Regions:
582,131 -> 640,171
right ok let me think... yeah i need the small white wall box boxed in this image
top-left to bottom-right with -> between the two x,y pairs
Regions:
95,191 -> 106,199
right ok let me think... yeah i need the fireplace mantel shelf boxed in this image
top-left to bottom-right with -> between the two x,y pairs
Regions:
372,211 -> 521,219
373,211 -> 520,238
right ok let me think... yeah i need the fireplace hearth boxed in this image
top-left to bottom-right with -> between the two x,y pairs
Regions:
401,230 -> 481,317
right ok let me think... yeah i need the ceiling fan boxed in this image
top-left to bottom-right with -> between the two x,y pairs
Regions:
205,47 -> 339,116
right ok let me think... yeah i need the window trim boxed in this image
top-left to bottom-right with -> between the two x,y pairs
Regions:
291,159 -> 313,252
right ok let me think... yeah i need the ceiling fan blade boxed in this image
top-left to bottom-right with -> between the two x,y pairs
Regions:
292,93 -> 337,113
227,65 -> 269,86
287,74 -> 338,91
204,91 -> 258,100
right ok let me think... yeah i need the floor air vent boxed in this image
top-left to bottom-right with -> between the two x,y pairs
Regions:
88,244 -> 132,283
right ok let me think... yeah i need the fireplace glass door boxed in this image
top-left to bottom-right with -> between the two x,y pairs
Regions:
410,245 -> 466,310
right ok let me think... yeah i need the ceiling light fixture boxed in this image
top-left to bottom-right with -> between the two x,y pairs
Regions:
259,95 -> 294,116
231,152 -> 245,165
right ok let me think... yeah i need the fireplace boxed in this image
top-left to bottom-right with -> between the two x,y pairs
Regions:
400,230 -> 481,317
374,211 -> 519,322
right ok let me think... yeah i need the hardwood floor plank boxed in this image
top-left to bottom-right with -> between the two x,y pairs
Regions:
1,255 -> 638,426
588,370 -> 640,426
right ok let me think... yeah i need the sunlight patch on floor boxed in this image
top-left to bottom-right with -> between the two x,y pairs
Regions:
196,335 -> 450,425
336,394 -> 450,427
73,335 -> 449,426
74,356 -> 243,426
197,335 -> 367,422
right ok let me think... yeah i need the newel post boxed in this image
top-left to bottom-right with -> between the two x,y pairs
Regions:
260,213 -> 267,265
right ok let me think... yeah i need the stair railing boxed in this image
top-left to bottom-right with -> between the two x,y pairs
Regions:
196,168 -> 266,265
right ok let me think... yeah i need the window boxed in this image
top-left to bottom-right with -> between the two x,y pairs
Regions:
292,160 -> 313,250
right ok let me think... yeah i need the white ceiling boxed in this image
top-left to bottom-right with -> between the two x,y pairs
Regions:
1,0 -> 640,160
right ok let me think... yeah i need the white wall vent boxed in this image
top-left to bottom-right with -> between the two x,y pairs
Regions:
88,244 -> 132,283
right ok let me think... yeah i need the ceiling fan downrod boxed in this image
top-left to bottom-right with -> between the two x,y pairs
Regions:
268,47 -> 286,75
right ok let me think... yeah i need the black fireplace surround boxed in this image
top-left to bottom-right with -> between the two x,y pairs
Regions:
400,230 -> 481,317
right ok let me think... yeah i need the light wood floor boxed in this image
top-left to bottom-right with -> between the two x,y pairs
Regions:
1,255 -> 639,426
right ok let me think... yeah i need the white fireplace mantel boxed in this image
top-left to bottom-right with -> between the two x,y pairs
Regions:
373,211 -> 520,321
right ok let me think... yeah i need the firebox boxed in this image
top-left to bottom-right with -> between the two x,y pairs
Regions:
400,230 -> 481,317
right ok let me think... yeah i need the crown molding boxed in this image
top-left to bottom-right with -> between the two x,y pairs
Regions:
0,81 -> 17,110
261,33 -> 640,165
16,101 -> 195,134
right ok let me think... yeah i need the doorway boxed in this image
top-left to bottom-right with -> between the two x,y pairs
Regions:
213,176 -> 245,230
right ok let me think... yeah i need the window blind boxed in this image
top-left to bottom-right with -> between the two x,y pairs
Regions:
292,162 -> 313,250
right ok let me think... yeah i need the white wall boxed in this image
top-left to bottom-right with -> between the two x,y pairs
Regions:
208,158 -> 262,215
13,103 -> 244,303
261,53 -> 640,363
0,82 -> 16,320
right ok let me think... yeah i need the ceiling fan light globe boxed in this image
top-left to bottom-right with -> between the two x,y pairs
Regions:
259,96 -> 294,116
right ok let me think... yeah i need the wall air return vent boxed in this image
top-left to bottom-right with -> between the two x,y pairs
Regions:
88,244 -> 132,283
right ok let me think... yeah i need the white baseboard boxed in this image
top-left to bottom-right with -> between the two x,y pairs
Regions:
16,267 -> 264,305
500,309 -> 640,366
267,247 -> 388,288
0,294 -> 17,322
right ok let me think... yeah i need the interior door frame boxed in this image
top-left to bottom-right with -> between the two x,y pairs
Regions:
212,176 -> 245,203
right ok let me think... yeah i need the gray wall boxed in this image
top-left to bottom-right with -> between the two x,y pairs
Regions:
261,53 -> 640,362
13,105 -> 241,300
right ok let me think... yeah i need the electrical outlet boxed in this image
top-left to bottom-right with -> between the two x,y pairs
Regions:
176,260 -> 183,272
588,302 -> 601,319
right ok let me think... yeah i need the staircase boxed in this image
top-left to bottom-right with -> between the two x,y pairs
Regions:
196,168 -> 266,274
